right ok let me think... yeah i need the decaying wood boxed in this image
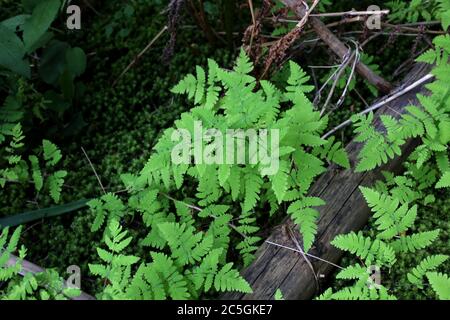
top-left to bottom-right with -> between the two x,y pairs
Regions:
222,61 -> 433,300
281,0 -> 393,94
6,254 -> 96,300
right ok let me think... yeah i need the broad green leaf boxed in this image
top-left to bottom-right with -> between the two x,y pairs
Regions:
23,0 -> 61,52
0,199 -> 89,228
65,47 -> 86,77
0,24 -> 30,78
38,40 -> 69,84
0,14 -> 31,31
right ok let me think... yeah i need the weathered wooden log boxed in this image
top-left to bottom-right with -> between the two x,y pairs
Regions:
222,62 -> 433,300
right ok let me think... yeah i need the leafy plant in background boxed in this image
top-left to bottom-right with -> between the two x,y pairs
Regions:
0,126 -> 67,204
387,0 -> 450,29
387,0 -> 441,23
0,0 -> 87,133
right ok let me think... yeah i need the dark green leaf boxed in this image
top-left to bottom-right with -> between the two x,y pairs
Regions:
65,47 -> 86,77
0,14 -> 31,31
38,40 -> 69,84
23,0 -> 61,52
0,24 -> 30,78
0,199 -> 89,229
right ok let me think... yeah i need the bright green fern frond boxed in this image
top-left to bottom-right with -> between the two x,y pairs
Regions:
331,232 -> 396,266
47,170 -> 67,203
287,196 -> 325,252
391,230 -> 440,253
436,171 -> 450,188
426,272 -> 450,300
43,139 -> 62,167
407,255 -> 448,288
28,155 -> 42,192
158,222 -> 212,267
213,262 -> 252,293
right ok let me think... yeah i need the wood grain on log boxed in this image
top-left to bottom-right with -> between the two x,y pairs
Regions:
222,62 -> 432,300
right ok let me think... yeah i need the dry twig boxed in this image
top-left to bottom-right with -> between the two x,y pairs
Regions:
321,73 -> 434,139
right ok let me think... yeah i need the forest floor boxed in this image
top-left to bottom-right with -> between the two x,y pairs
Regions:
0,0 -> 448,299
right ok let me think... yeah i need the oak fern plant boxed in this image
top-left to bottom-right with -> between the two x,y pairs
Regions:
353,32 -> 450,189
1,227 -> 80,300
0,123 -> 67,204
85,50 -> 349,298
318,185 -> 448,300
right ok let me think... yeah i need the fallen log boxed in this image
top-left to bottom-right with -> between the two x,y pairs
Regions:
222,61 -> 433,300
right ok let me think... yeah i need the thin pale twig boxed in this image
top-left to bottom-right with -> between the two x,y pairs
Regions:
310,9 -> 390,17
285,225 -> 320,292
113,25 -> 168,87
321,73 -> 434,139
81,147 -> 106,195
265,240 -> 344,270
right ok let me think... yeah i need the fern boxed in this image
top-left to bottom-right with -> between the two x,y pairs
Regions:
43,139 -> 62,166
407,255 -> 448,288
312,136 -> 350,169
360,187 -> 418,240
83,51 -> 351,299
88,193 -> 126,232
213,262 -> 252,293
29,155 -> 43,192
352,113 -> 404,172
356,31 -> 450,190
1,227 -> 72,300
426,272 -> 450,300
331,232 -> 396,267
387,0 -> 439,23
287,197 -> 325,252
391,230 -> 440,253
323,177 -> 445,300
158,222 -> 213,266
274,288 -> 284,300
47,170 -> 67,203
89,219 -> 140,299
0,226 -> 23,283
435,171 -> 450,188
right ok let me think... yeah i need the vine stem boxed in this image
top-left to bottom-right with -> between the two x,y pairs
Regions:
321,73 -> 434,140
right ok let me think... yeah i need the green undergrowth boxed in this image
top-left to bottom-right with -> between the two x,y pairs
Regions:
328,190 -> 449,299
0,0 -> 233,294
0,0 -> 448,299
